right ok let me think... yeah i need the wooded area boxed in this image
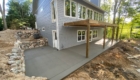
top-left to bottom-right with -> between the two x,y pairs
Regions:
101,0 -> 140,39
0,0 -> 35,30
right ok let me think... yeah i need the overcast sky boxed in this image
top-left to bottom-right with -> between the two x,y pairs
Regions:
0,0 -> 8,17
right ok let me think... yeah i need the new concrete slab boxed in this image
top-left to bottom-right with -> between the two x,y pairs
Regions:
24,39 -> 117,80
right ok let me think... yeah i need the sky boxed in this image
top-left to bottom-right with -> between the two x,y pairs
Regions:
0,0 -> 9,17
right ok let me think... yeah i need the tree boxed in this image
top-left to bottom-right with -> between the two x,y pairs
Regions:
0,18 -> 3,31
0,0 -> 7,30
101,0 -> 112,23
6,0 -> 35,29
112,0 -> 122,24
119,0 -> 138,39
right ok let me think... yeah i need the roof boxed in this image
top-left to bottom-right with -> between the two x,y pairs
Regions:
32,0 -> 39,14
64,19 -> 118,27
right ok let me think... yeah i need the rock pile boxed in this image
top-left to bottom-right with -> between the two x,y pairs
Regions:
16,30 -> 39,39
6,41 -> 25,74
19,38 -> 47,50
7,30 -> 48,74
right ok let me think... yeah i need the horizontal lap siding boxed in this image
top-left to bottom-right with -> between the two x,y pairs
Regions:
57,0 -> 104,50
36,0 -> 56,47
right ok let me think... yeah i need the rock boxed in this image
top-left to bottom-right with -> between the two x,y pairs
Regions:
8,61 -> 15,65
10,56 -> 21,60
125,53 -> 132,57
32,76 -> 35,79
15,60 -> 22,65
131,65 -> 137,68
134,47 -> 140,52
138,44 -> 140,47
12,48 -> 20,53
6,53 -> 12,57
11,64 -> 17,67
136,69 -> 140,73
11,53 -> 18,56
11,67 -> 19,74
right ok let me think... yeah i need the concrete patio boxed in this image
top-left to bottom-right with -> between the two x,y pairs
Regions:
24,39 -> 117,80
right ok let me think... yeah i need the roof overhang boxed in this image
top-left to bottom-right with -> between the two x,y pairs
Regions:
64,19 -> 118,28
32,0 -> 39,14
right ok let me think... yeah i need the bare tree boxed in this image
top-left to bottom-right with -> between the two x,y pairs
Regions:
0,0 -> 7,30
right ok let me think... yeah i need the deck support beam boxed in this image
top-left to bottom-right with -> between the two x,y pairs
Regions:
116,27 -> 119,41
111,27 -> 115,45
86,23 -> 90,58
103,26 -> 107,49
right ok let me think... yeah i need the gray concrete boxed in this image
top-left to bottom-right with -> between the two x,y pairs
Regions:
24,39 -> 117,80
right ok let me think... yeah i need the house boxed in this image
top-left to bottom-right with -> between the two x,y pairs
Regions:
32,0 -> 119,55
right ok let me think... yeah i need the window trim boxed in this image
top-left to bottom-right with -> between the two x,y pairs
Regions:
51,0 -> 56,23
64,0 -> 104,21
77,30 -> 86,42
64,0 -> 77,18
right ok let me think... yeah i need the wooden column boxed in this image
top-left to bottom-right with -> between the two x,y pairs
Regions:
116,27 -> 119,41
86,23 -> 90,58
103,26 -> 107,49
111,27 -> 115,45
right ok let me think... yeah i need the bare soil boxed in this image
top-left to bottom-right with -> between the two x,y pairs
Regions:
0,30 -> 47,80
63,40 -> 140,80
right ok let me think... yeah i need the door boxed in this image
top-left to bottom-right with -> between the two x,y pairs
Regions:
53,31 -> 58,48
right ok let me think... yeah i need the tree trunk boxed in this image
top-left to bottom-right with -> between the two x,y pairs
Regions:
3,0 -> 7,30
0,0 -> 7,30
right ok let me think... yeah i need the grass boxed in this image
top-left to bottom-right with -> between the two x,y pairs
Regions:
106,23 -> 140,39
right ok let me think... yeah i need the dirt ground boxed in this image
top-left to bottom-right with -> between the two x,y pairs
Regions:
1,30 -> 140,80
0,30 -> 47,80
63,40 -> 140,80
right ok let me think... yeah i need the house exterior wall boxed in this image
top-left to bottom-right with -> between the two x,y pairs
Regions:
57,0 -> 104,50
35,0 -> 56,47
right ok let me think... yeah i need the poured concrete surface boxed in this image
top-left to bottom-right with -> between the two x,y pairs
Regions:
24,39 -> 117,80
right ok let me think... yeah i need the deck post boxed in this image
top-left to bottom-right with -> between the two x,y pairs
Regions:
103,26 -> 107,49
111,27 -> 115,45
86,22 -> 90,58
116,27 -> 119,41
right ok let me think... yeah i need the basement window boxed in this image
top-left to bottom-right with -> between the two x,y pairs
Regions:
77,30 -> 86,42
93,30 -> 98,38
51,0 -> 56,22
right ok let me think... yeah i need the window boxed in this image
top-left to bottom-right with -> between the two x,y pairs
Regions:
78,4 -> 82,18
83,6 -> 86,19
101,14 -> 104,21
77,30 -> 86,42
87,9 -> 90,19
96,12 -> 98,20
98,14 -> 101,21
93,30 -> 98,38
65,0 -> 70,16
89,30 -> 92,41
87,9 -> 93,19
71,2 -> 76,17
51,0 -> 56,22
65,0 -> 76,17
94,12 -> 96,20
